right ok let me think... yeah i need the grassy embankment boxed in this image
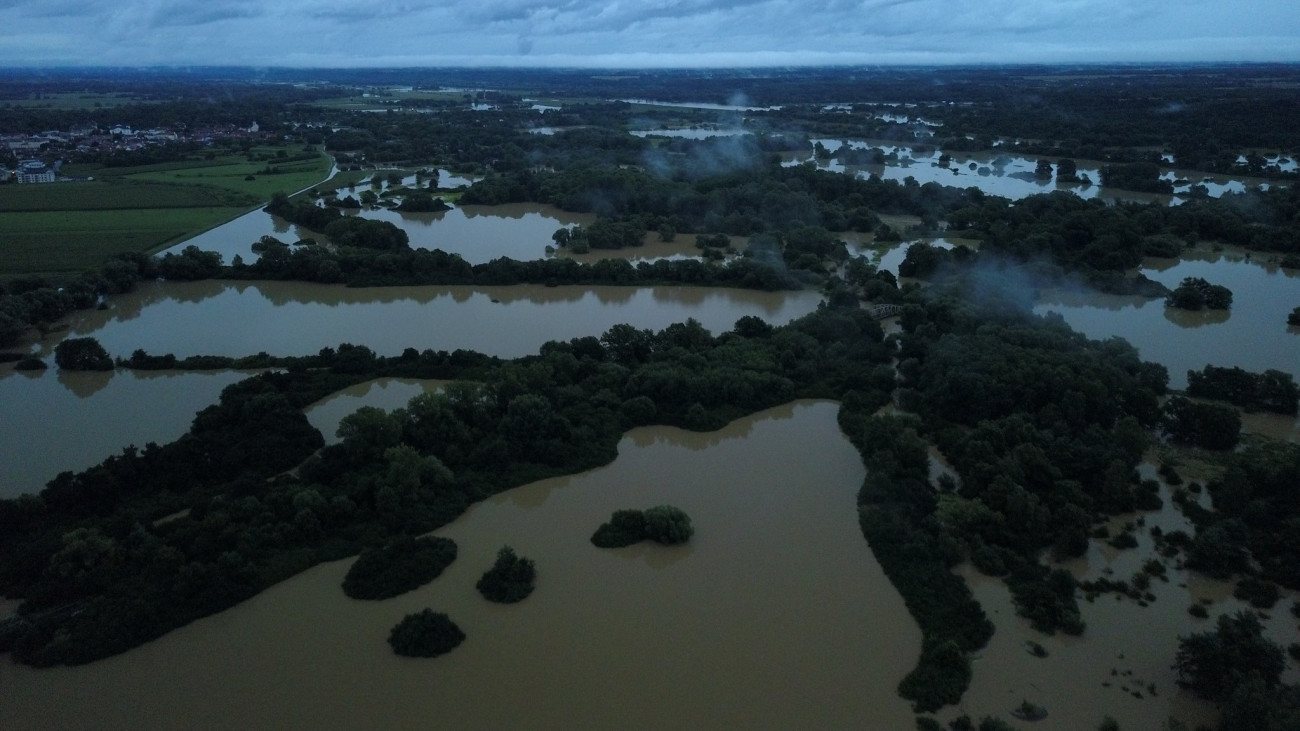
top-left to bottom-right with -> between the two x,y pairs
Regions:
0,145 -> 332,278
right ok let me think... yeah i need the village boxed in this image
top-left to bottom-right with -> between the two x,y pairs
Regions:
2,120 -> 271,183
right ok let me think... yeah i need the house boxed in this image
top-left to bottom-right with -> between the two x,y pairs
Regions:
17,160 -> 55,183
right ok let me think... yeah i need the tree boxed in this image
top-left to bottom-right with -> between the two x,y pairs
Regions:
54,336 -> 113,371
387,609 -> 465,657
643,505 -> 694,544
1175,611 -> 1285,701
336,406 -> 403,462
1162,396 -> 1241,450
591,509 -> 649,548
476,545 -> 536,603
1166,277 -> 1233,311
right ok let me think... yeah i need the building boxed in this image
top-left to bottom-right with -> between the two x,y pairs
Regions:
17,159 -> 55,184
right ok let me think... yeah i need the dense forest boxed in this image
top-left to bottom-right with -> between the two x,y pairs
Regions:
2,65 -> 1299,730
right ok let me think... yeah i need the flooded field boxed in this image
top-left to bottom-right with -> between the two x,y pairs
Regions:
952,476 -> 1299,730
784,139 -> 1273,205
0,401 -> 922,731
1035,248 -> 1300,388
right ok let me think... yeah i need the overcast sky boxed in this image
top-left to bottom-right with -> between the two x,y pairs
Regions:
1,0 -> 1297,68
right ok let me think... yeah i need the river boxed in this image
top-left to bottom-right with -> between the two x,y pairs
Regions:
0,401 -> 923,731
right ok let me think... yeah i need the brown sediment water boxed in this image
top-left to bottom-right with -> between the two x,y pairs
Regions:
949,477 -> 1300,730
0,400 -> 922,731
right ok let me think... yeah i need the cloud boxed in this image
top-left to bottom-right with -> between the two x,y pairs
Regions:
0,0 -> 1295,66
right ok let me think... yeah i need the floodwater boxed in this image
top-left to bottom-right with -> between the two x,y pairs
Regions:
1035,248 -> 1300,388
305,377 -> 449,445
0,400 -> 922,731
629,128 -> 752,139
355,203 -> 595,264
40,280 -> 822,362
0,280 -> 818,498
785,139 -> 1271,205
0,368 -> 250,498
617,98 -> 781,112
952,476 -> 1299,730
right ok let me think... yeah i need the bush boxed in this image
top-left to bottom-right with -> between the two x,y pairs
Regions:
387,609 -> 465,657
591,509 -> 649,548
643,505 -> 694,544
13,357 -> 46,370
476,546 -> 536,603
591,505 -> 693,547
54,337 -> 113,371
342,536 -> 458,600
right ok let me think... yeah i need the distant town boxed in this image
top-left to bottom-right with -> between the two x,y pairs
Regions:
2,121 -> 269,182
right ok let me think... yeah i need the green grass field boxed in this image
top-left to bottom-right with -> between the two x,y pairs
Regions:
0,146 -> 333,277
0,208 -> 242,274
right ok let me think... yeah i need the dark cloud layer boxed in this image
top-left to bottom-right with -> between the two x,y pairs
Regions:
0,0 -> 1296,66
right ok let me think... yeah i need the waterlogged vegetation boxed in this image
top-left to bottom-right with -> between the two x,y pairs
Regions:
2,66 -> 1300,730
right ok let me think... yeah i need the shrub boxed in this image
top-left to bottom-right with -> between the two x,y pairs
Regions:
387,609 -> 465,657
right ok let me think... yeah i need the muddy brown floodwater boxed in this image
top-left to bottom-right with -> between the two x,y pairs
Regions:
0,400 -> 922,731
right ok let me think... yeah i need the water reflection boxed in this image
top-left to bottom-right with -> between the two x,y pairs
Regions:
304,378 -> 449,445
783,138 -> 1271,206
44,281 -> 822,361
0,368 -> 250,498
1034,250 -> 1300,388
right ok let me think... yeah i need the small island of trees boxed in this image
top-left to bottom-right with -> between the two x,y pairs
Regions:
591,505 -> 694,547
475,546 -> 536,604
1166,276 -> 1233,311
387,609 -> 465,658
341,535 -> 458,600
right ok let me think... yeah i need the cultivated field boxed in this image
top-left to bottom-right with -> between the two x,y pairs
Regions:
0,146 -> 331,277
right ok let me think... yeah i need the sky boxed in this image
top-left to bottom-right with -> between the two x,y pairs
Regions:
1,0 -> 1298,68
